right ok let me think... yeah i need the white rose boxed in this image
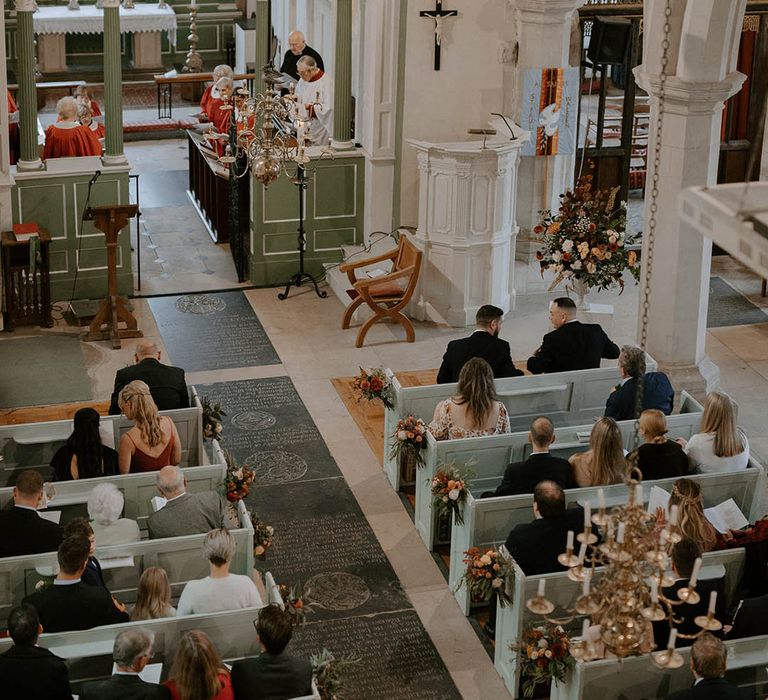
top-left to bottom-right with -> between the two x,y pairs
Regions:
398,430 -> 407,440
442,495 -> 449,503
548,263 -> 556,271
552,251 -> 562,262
492,577 -> 503,589
480,554 -> 492,565
530,651 -> 539,660
586,261 -> 597,274
448,488 -> 460,501
572,260 -> 582,270
215,423 -> 222,433
562,239 -> 574,252
545,650 -> 553,658
605,252 -> 612,259
609,234 -> 617,245
538,639 -> 548,649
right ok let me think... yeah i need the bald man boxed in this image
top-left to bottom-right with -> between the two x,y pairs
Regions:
108,340 -> 189,415
279,30 -> 324,81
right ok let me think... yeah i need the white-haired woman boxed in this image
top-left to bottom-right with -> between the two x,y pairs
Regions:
87,482 -> 141,546
176,529 -> 262,616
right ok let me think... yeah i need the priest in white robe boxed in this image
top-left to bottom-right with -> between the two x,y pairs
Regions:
295,56 -> 333,146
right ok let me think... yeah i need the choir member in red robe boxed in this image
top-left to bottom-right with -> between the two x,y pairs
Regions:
200,64 -> 234,118
75,85 -> 101,117
206,77 -> 235,135
7,90 -> 19,165
43,97 -> 102,160
78,102 -> 105,142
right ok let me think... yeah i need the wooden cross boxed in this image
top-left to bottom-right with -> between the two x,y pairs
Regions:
419,0 -> 458,71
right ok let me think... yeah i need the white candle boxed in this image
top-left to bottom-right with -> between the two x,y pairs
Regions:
566,530 -> 574,551
578,541 -> 586,563
617,523 -> 626,544
584,502 -> 591,529
191,0 -> 196,5
581,618 -> 590,639
650,578 -> 658,604
582,571 -> 591,597
635,484 -> 643,505
669,504 -> 679,526
667,628 -> 677,650
598,488 -> 605,511
689,557 -> 702,587
538,578 -> 546,597
708,590 -> 717,615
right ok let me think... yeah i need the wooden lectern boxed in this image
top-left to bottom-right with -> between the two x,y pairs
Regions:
83,204 -> 142,349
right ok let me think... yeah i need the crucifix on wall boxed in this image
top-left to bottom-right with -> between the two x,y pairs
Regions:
419,0 -> 458,70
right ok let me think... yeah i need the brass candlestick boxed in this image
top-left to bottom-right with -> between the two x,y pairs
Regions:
182,5 -> 203,73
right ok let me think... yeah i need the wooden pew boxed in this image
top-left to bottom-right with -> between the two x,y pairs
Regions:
0,499 -> 254,627
449,464 -> 766,615
383,357 -> 658,490
414,391 -> 703,548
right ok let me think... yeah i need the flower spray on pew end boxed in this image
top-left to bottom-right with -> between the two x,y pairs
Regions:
534,170 -> 641,294
277,582 -> 316,626
511,624 -> 576,698
352,366 -> 395,410
389,415 -> 429,468
430,459 -> 475,526
310,648 -> 362,700
200,395 -> 226,442
249,513 -> 274,558
457,546 -> 514,607
219,449 -> 256,502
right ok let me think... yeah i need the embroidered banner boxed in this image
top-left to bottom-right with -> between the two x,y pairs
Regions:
521,67 -> 579,156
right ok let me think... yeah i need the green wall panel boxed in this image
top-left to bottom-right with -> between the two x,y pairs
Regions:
314,164 -> 358,219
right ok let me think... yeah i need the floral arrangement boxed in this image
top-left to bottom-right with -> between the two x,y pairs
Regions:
430,462 -> 473,526
534,172 -> 640,293
511,625 -> 576,698
389,415 -> 429,468
201,395 -> 226,442
352,367 -> 394,409
249,512 -> 274,557
310,648 -> 362,700
278,582 -> 314,626
457,546 -> 513,606
221,449 -> 255,502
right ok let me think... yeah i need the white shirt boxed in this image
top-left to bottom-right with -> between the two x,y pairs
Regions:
176,574 -> 262,616
686,431 -> 749,473
295,72 -> 334,145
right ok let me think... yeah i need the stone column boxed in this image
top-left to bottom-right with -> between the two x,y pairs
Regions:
102,0 -> 127,165
15,0 -> 41,171
332,0 -> 353,149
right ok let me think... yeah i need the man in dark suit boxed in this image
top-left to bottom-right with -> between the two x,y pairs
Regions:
527,297 -> 620,374
485,416 -> 573,497
23,535 -> 129,633
231,604 -> 314,700
604,345 -> 674,420
147,465 -> 228,539
728,593 -> 768,639
666,633 -> 750,699
505,481 -> 588,575
63,517 -> 109,592
80,628 -> 169,700
0,604 -> 73,700
279,30 -> 324,81
0,469 -> 62,558
437,304 -> 524,383
109,340 -> 189,415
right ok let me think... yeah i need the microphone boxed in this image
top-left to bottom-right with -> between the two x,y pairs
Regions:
88,169 -> 102,186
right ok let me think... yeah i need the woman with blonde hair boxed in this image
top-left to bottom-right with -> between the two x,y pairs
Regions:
429,358 -> 510,441
118,380 -> 181,474
163,630 -> 233,700
668,478 -> 718,553
628,409 -> 690,481
570,416 -> 628,487
131,567 -> 176,620
678,392 -> 749,473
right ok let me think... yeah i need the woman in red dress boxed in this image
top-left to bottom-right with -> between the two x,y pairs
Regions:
164,631 -> 234,700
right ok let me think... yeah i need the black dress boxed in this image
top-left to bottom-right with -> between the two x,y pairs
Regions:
50,444 -> 119,481
630,440 -> 690,481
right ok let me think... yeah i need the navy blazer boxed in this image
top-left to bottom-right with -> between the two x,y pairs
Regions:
666,678 -> 751,700
604,372 -> 675,421
437,330 -> 523,384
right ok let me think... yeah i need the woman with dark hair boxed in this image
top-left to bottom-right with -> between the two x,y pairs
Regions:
50,408 -> 118,481
164,630 -> 234,700
428,357 -> 510,440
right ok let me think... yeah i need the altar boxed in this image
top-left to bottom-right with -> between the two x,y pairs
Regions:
33,4 -> 177,73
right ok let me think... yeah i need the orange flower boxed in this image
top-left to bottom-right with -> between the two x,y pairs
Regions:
360,379 -> 370,389
370,376 -> 383,392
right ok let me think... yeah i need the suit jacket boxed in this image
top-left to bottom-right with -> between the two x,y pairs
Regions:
604,372 -> 675,421
437,331 -> 523,384
22,580 -> 129,633
109,358 -> 189,415
0,644 -> 73,700
728,593 -> 768,639
505,507 -> 587,575
147,491 -> 227,539
82,556 -> 109,592
527,321 -> 620,375
490,452 -> 574,497
666,678 -> 751,700
80,674 -> 171,700
279,44 -> 325,81
231,652 -> 314,700
653,577 -> 724,649
0,506 -> 62,558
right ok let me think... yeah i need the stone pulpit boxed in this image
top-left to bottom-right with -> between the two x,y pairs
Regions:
408,121 -> 529,327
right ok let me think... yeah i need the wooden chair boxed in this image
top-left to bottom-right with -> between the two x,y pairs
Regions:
339,236 -> 423,348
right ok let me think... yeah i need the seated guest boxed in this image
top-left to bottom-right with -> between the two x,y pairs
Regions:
527,297 -> 620,374
147,465 -> 228,539
118,380 -> 182,474
131,567 -> 176,621
429,358 -> 510,440
653,538 -> 724,649
280,30 -> 324,82
63,517 -> 110,592
628,410 -> 690,481
678,392 -> 749,473
231,604 -> 313,700
163,630 -> 234,700
667,479 -> 718,553
505,481 -> 587,575
437,304 -> 523,384
43,96 -> 101,160
0,469 -> 62,558
0,604 -> 73,700
176,529 -> 262,616
604,345 -> 674,420
22,535 -> 129,632
80,628 -> 170,700
295,56 -> 333,145
666,632 -> 750,700
727,593 -> 768,639
485,416 -> 573,497
109,340 -> 189,415
88,482 -> 141,546
569,416 -> 629,487
200,64 -> 234,116
74,84 -> 102,117
51,407 -> 119,480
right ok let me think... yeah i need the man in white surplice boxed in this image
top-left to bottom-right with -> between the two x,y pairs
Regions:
294,56 -> 334,146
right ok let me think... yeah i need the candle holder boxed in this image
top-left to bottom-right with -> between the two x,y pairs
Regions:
557,548 -> 580,568
651,648 -> 684,669
526,595 -> 554,615
677,586 -> 700,605
182,5 -> 204,73
577,526 -> 598,546
574,593 -> 601,616
641,602 -> 666,622
694,611 -> 723,632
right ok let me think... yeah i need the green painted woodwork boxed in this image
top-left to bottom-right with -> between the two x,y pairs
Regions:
249,154 -> 365,287
11,170 -> 133,302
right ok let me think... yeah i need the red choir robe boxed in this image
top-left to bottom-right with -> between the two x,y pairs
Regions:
7,90 -> 19,165
87,120 -> 106,139
89,100 -> 102,117
200,84 -> 214,115
43,121 -> 102,160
